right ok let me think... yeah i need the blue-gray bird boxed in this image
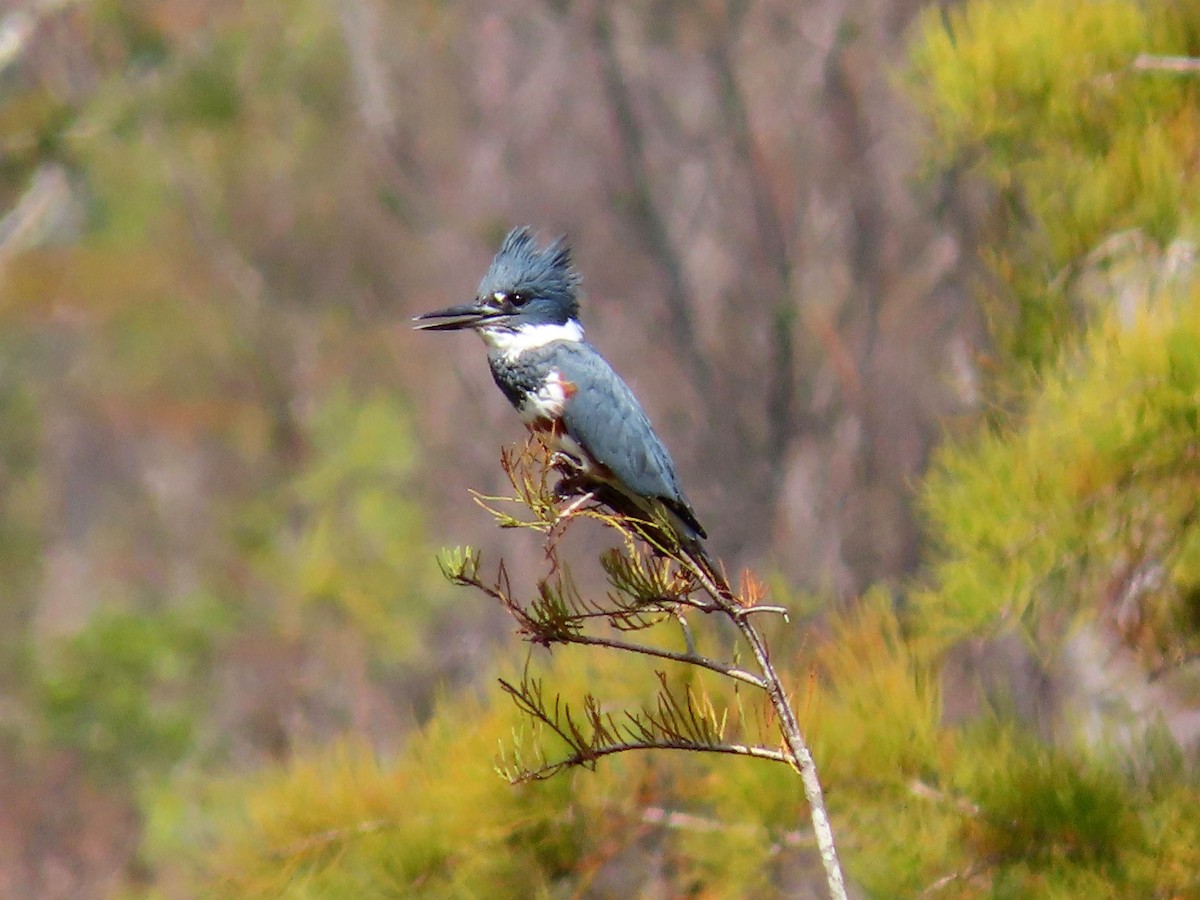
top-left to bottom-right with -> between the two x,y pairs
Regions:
414,227 -> 719,583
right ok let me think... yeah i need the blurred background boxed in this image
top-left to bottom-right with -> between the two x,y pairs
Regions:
3,0 -> 1198,897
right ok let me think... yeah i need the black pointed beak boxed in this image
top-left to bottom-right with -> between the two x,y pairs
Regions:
412,301 -> 503,332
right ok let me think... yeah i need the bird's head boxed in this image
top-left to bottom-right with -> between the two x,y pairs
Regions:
413,227 -> 582,344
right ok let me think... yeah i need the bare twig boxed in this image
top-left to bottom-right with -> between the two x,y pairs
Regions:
549,632 -> 768,690
505,734 -> 794,782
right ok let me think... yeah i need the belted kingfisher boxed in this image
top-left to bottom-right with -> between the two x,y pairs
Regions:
414,226 -> 715,573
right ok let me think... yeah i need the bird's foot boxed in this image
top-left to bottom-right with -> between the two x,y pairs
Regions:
550,451 -> 585,475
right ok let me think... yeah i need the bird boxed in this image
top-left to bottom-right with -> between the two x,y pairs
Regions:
414,226 -> 726,596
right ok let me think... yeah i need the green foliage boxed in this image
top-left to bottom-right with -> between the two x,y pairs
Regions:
161,47 -> 243,128
34,597 -> 230,783
804,592 -> 942,783
795,596 -> 960,896
942,725 -> 1200,896
204,664 -> 601,899
6,0 -> 1200,894
286,390 -> 447,659
901,2 -> 1200,894
960,732 -> 1138,870
910,0 -> 1200,372
908,0 -> 1200,661
195,595 -> 915,897
918,292 -> 1200,657
194,568 -> 1200,897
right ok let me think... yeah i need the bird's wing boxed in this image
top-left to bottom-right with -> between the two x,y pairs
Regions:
555,343 -> 706,538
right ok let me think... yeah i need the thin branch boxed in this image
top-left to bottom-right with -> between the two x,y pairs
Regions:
504,735 -> 794,783
921,861 -> 989,896
909,779 -> 981,817
554,632 -> 768,689
733,604 -> 792,620
730,613 -> 848,899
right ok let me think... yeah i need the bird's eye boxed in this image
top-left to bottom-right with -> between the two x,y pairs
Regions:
509,291 -> 530,307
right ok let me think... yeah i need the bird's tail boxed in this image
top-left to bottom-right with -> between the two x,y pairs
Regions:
554,471 -> 734,605
679,537 -> 735,606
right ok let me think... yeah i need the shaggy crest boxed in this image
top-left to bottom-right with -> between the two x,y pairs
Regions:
478,227 -> 582,319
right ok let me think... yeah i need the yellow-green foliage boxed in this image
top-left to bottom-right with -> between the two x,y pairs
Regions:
945,725 -> 1200,896
897,1 -> 1200,893
803,595 -> 970,896
958,731 -> 1138,871
35,598 -> 229,783
284,390 -> 449,659
138,2 -> 1200,895
194,597 -> 947,897
909,0 -> 1200,370
918,290 -> 1200,656
194,587 -> 1200,897
205,695 -> 579,898
804,592 -> 943,783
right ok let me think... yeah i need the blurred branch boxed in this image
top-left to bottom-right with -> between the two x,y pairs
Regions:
588,6 -> 712,397
439,436 -> 849,900
640,804 -> 817,852
334,0 -> 397,139
167,159 -> 306,465
823,17 -> 886,360
707,2 -> 801,496
0,11 -> 35,75
0,2 -> 88,75
1131,53 -> 1200,74
0,164 -> 75,265
332,0 -> 424,198
268,818 -> 395,862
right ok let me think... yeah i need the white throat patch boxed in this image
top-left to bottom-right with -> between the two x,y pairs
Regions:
480,319 -> 584,361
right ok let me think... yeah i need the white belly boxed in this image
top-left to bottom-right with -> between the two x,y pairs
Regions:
517,368 -> 572,424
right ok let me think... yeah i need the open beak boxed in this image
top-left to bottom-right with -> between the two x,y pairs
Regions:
412,300 -> 502,332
